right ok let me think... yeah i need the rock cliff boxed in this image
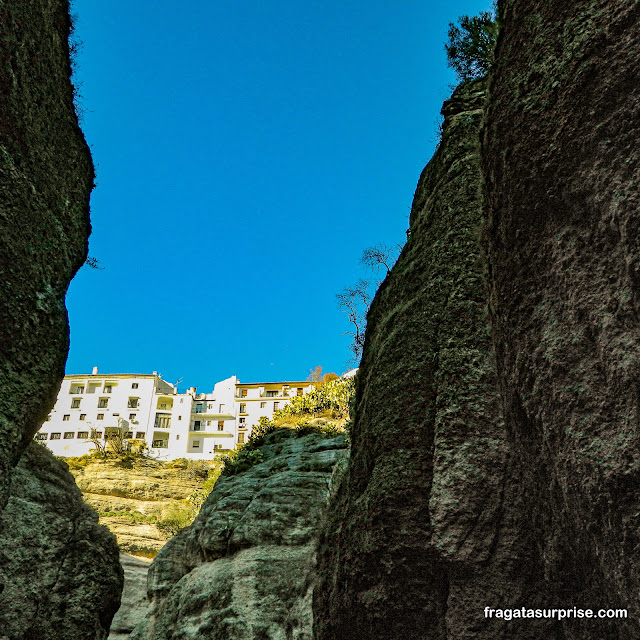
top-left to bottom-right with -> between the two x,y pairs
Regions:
483,0 -> 640,637
0,0 -> 123,637
109,555 -> 153,640
0,0 -> 93,509
315,1 -> 640,639
70,457 -> 216,557
131,429 -> 347,640
314,80 -> 544,640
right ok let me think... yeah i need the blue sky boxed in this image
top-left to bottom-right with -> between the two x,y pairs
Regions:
67,0 -> 493,392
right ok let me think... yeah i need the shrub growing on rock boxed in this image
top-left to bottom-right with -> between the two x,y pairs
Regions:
445,6 -> 498,83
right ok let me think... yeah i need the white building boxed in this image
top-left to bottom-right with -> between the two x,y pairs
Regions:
36,368 -> 317,460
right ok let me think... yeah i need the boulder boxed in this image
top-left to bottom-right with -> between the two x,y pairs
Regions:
132,430 -> 347,640
0,443 -> 123,639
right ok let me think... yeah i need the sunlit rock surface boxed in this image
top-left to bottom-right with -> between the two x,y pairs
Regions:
109,555 -> 153,640
132,430 -> 347,640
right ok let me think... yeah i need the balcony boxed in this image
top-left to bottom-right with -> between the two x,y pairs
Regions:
152,440 -> 168,449
154,413 -> 171,429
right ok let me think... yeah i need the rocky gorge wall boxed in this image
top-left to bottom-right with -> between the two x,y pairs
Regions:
131,429 -> 348,640
0,0 -> 93,508
483,0 -> 640,637
314,1 -> 640,639
71,457 -> 217,557
0,443 -> 122,640
314,80 -> 548,640
0,0 -> 123,637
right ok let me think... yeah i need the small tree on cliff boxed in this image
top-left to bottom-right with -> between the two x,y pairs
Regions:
337,278 -> 371,362
445,6 -> 498,83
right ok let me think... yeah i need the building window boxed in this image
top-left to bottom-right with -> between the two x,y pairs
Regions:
132,383 -> 139,389
155,414 -> 171,429
266,390 -> 278,397
50,433 -> 61,440
214,444 -> 222,451
238,433 -> 245,444
94,431 -> 103,439
78,431 -> 89,439
125,431 -> 133,439
104,385 -> 112,393
79,414 -> 86,421
208,403 -> 213,409
192,440 -> 200,448
64,432 -> 74,439
113,413 -> 119,417
219,404 -> 224,413
129,414 -> 136,421
239,417 -> 246,425
178,415 -> 182,420
71,398 -> 81,409
98,398 -> 109,408
136,432 -> 145,439
70,385 -> 85,394
35,433 -> 47,441
218,421 -> 224,431
63,414 -> 70,421
207,420 -> 211,426
273,402 -> 279,410
176,435 -> 180,440
195,404 -> 203,413
128,398 -> 139,409
97,413 -> 104,420
193,420 -> 201,431
260,402 -> 266,409
239,403 -> 246,413
297,388 -> 303,396
241,389 -> 247,397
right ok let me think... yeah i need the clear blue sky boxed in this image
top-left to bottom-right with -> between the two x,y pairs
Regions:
66,0 -> 493,392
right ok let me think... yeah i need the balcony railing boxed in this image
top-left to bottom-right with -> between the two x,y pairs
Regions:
152,440 -> 168,448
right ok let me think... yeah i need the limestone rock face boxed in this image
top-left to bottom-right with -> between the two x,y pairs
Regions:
483,0 -> 640,637
131,430 -> 347,640
0,443 -> 123,639
71,458 -> 211,557
109,555 -> 153,640
0,0 -> 93,509
314,80 -> 546,640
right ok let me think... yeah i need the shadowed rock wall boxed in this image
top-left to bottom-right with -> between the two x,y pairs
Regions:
315,1 -> 640,639
314,80 -> 552,640
0,0 -> 93,508
0,1 -> 123,637
483,0 -> 640,637
0,443 -> 123,640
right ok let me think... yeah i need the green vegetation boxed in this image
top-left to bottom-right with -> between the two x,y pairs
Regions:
221,376 -> 354,477
445,5 -> 498,83
274,376 -> 354,422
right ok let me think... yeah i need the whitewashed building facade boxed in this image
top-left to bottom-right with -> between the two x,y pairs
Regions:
35,368 -> 317,460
